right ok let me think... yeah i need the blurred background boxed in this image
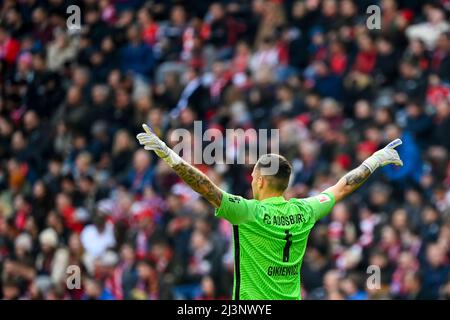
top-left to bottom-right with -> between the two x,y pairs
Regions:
0,0 -> 450,300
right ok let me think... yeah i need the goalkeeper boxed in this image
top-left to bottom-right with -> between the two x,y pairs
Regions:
136,124 -> 403,300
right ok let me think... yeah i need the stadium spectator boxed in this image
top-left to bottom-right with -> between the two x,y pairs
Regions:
120,24 -> 155,82
80,210 -> 116,263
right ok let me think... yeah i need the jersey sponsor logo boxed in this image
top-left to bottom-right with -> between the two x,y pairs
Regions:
267,264 -> 299,277
316,194 -> 331,203
263,213 -> 306,226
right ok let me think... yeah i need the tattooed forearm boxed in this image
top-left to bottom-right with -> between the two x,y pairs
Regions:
172,160 -> 223,208
344,165 -> 371,186
324,164 -> 373,203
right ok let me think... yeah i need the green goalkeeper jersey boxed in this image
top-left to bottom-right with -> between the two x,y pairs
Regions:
215,191 -> 336,300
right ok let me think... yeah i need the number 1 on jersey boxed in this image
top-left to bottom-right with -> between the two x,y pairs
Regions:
283,230 -> 293,262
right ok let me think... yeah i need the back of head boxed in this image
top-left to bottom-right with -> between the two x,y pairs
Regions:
255,154 -> 292,192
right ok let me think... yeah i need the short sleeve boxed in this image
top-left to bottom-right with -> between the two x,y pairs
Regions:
302,192 -> 336,222
215,191 -> 260,225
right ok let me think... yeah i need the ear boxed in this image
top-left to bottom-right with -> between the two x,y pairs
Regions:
257,176 -> 264,189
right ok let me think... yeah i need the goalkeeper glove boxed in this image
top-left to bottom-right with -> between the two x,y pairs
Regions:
136,124 -> 182,168
362,138 -> 404,173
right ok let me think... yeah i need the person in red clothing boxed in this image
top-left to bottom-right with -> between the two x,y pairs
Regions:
138,7 -> 159,46
353,33 -> 377,74
13,194 -> 31,232
343,33 -> 377,98
56,192 -> 84,234
328,40 -> 348,75
0,26 -> 20,65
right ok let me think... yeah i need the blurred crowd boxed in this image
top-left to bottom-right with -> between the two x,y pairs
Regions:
1,0 -> 450,300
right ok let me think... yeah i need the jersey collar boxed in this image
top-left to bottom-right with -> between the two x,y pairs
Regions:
260,196 -> 286,204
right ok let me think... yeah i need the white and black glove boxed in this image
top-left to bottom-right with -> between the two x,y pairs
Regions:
362,138 -> 404,173
136,124 -> 182,167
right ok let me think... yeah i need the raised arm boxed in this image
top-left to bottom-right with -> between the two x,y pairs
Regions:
136,124 -> 223,208
324,139 -> 404,202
